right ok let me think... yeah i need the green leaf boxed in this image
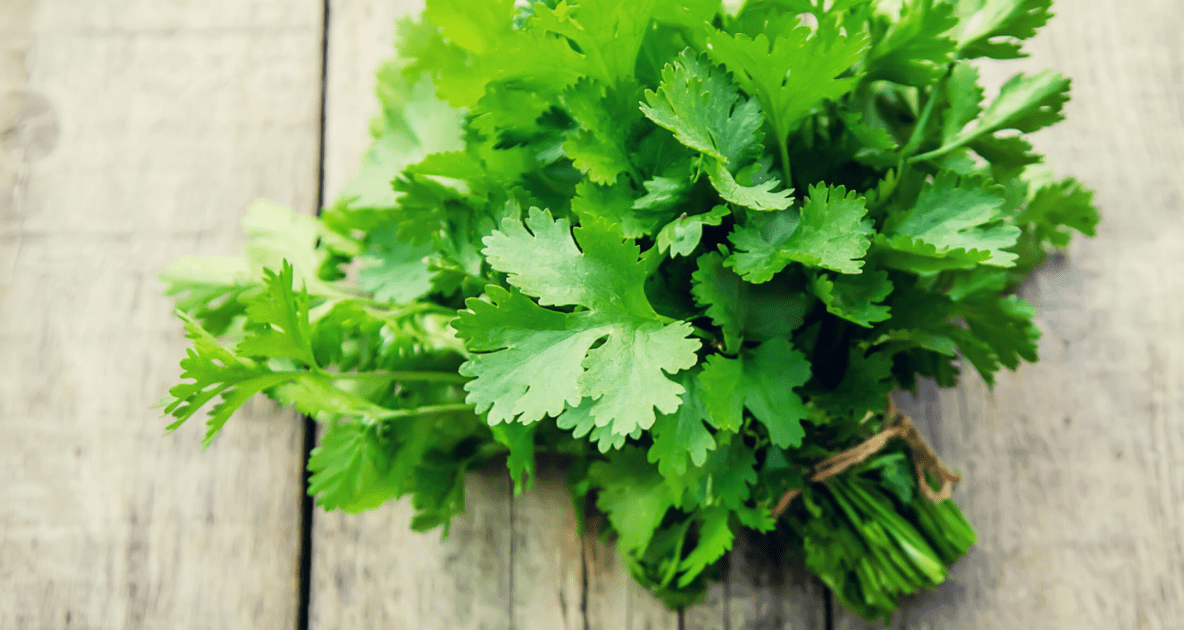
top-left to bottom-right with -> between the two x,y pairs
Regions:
590,446 -> 677,553
307,421 -> 401,513
706,19 -> 867,142
562,78 -> 644,184
728,184 -> 873,281
876,172 -> 1020,271
639,50 -> 792,211
424,0 -> 516,56
159,257 -> 255,336
677,507 -> 735,587
656,206 -> 730,257
455,210 -> 700,437
698,339 -> 812,447
529,0 -> 662,86
951,294 -> 1041,384
491,421 -> 539,495
572,179 -> 660,240
683,440 -> 759,510
454,286 -> 603,425
358,224 -> 434,304
1019,177 -> 1099,246
921,69 -> 1070,160
648,373 -> 716,479
813,349 -> 896,420
703,160 -> 794,211
953,0 -> 1053,59
692,249 -> 809,353
640,51 -> 764,166
236,262 -> 318,367
866,0 -> 959,86
811,270 -> 894,327
942,62 -> 984,148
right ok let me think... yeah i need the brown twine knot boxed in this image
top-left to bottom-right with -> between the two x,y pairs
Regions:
770,397 -> 963,520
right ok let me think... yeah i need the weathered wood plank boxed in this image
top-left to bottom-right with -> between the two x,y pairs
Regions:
726,530 -> 829,630
311,2 -> 513,628
836,0 -> 1184,628
0,1 -> 323,628
509,460 -> 584,629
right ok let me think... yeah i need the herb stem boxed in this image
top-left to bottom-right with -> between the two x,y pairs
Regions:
329,371 -> 470,384
376,403 -> 476,420
778,135 -> 794,190
902,82 -> 943,159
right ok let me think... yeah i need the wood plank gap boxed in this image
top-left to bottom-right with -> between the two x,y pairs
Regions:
824,586 -> 834,630
508,476 -> 516,626
581,533 -> 591,630
297,2 -> 332,630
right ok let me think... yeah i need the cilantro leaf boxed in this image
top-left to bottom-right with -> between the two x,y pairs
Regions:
706,18 -> 867,165
876,172 -> 1020,271
307,421 -> 402,513
865,0 -> 959,86
811,269 -> 894,328
528,0 -> 661,86
455,209 -> 700,437
951,294 -> 1041,384
692,249 -> 809,353
919,68 -> 1070,161
639,51 -> 793,210
562,79 -> 644,184
357,224 -> 434,304
161,314 -> 295,448
454,286 -> 601,426
490,421 -> 539,495
640,51 -> 763,166
1019,176 -> 1100,246
648,373 -> 716,479
677,507 -> 735,587
812,348 -> 896,420
682,440 -> 759,510
656,206 -> 729,257
590,445 -> 677,553
572,178 -> 660,240
698,339 -> 812,447
728,184 -> 873,281
236,263 -> 318,367
953,0 -> 1053,60
703,160 -> 795,211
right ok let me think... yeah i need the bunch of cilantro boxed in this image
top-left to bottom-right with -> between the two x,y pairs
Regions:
160,0 -> 1097,621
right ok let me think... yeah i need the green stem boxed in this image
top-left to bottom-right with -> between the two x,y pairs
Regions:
778,135 -> 793,190
902,81 -> 943,159
376,403 -> 476,420
329,371 -> 470,384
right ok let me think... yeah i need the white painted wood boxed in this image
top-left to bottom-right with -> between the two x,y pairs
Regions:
0,0 -> 323,627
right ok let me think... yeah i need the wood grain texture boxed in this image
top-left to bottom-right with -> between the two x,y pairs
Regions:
0,1 -> 322,628
835,1 -> 1184,628
311,2 -> 517,629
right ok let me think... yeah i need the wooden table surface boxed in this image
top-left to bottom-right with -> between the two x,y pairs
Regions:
3,1 -> 1181,628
